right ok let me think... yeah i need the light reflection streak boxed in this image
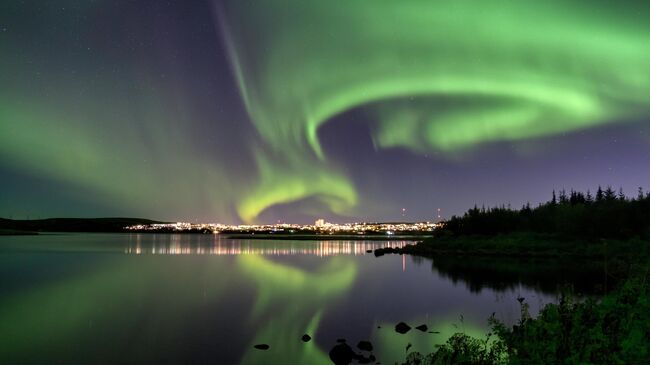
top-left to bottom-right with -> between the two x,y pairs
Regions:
125,234 -> 408,256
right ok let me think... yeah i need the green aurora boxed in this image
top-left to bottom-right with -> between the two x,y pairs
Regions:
237,254 -> 357,365
1,1 -> 648,222
220,0 -> 649,221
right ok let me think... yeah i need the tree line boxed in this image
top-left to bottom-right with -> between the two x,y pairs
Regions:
439,186 -> 650,240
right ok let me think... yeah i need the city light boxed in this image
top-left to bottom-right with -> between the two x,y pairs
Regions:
124,219 -> 442,236
124,238 -> 410,256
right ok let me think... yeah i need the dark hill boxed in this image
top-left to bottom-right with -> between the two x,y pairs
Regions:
0,217 -> 164,233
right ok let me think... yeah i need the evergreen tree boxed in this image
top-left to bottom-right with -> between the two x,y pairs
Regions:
438,186 -> 650,240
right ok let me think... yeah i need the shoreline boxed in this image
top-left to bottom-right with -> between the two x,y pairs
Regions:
374,232 -> 650,259
0,229 -> 39,236
223,233 -> 427,241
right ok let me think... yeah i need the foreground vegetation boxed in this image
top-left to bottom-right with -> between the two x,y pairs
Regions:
402,271 -> 650,365
394,233 -> 650,262
395,187 -> 650,364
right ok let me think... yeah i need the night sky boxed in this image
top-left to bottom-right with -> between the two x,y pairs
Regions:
1,1 -> 649,224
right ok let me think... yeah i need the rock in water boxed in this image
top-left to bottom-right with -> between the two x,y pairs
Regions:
329,343 -> 355,365
301,334 -> 312,342
253,344 -> 269,350
415,324 -> 428,332
395,322 -> 411,334
357,340 -> 373,352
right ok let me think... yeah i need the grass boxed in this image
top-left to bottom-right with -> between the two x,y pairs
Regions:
386,231 -> 650,364
393,232 -> 650,259
401,269 -> 650,365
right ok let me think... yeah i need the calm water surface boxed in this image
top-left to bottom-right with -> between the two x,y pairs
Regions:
0,234 -> 592,364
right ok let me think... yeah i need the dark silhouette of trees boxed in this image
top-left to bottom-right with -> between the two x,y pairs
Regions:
551,190 -> 557,206
439,187 -> 650,240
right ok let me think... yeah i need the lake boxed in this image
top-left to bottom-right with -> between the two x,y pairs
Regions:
0,233 -> 603,364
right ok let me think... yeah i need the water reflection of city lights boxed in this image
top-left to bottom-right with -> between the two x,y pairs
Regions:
125,234 -> 409,256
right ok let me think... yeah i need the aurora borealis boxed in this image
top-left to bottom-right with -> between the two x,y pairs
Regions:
1,1 -> 649,223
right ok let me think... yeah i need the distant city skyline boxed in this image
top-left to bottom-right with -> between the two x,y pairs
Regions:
125,220 -> 440,233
